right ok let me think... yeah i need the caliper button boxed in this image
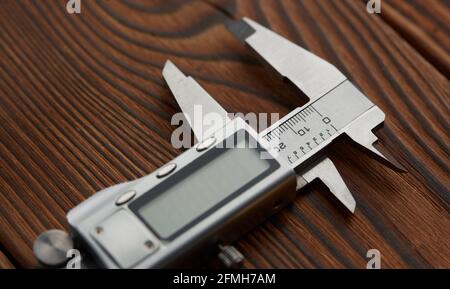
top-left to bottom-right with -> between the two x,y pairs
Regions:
157,163 -> 177,178
115,190 -> 136,206
196,136 -> 216,152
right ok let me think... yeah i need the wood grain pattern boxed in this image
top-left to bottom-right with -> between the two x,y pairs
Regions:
0,250 -> 14,269
0,0 -> 448,268
381,0 -> 450,78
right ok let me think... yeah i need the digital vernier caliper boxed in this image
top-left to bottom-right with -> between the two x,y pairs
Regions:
33,18 -> 404,268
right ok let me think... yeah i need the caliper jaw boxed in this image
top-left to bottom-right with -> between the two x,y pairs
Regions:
228,18 -> 347,103
344,106 -> 406,172
227,18 -> 405,213
298,156 -> 356,213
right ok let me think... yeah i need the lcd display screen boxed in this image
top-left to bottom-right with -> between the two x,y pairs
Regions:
130,133 -> 277,239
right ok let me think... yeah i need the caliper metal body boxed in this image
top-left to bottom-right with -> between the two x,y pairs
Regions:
33,18 -> 403,269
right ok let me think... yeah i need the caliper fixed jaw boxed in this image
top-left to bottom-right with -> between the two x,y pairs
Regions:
227,17 -> 406,213
227,17 -> 347,103
227,18 -> 358,213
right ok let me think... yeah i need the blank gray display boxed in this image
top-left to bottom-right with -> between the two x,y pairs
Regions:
137,140 -> 270,239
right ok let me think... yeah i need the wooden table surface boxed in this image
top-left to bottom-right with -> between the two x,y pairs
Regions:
0,0 -> 448,269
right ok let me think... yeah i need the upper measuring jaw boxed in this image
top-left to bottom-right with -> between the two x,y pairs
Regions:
228,18 -> 347,102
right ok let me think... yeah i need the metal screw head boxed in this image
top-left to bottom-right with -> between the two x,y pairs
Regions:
33,229 -> 74,268
95,227 -> 103,234
144,240 -> 154,249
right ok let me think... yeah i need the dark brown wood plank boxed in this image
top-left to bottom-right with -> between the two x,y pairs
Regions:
378,0 -> 450,78
0,250 -> 14,269
0,0 -> 448,268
